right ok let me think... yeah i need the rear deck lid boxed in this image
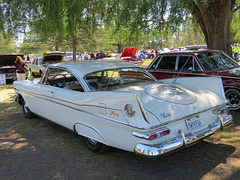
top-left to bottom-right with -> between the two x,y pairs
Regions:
41,52 -> 65,65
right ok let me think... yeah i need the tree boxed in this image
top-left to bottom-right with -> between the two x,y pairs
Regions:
1,0 -> 240,55
188,0 -> 240,55
0,33 -> 17,53
106,0 -> 240,55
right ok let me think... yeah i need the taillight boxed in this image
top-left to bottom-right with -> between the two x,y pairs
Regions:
213,105 -> 231,115
161,129 -> 170,136
132,128 -> 171,140
149,134 -> 158,140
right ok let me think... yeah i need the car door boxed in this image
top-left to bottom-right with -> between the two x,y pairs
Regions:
147,55 -> 177,79
148,55 -> 204,80
26,67 -> 86,129
30,58 -> 41,75
175,55 -> 204,78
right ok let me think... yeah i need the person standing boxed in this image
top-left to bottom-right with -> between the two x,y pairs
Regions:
233,43 -> 239,61
100,50 -> 104,59
15,56 -> 26,80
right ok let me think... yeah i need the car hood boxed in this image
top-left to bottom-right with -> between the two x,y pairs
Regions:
116,83 -> 222,125
41,52 -> 65,65
0,54 -> 24,67
120,47 -> 138,59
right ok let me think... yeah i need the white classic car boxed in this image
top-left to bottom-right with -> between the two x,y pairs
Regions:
13,60 -> 232,157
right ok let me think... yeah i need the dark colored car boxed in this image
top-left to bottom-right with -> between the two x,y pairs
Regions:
147,50 -> 240,111
0,54 -> 24,80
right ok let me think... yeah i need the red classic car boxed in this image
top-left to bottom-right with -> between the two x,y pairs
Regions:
103,47 -> 143,66
147,50 -> 240,111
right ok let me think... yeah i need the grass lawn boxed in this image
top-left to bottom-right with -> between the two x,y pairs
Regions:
0,83 -> 240,180
142,58 -> 153,68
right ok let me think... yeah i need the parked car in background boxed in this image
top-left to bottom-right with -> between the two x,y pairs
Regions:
28,57 -> 42,76
0,53 -> 24,80
147,50 -> 240,111
14,60 -> 232,158
184,45 -> 207,50
63,52 -> 79,61
119,47 -> 143,65
103,47 -> 143,66
27,52 -> 65,77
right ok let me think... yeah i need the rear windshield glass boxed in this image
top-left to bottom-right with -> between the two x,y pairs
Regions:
84,67 -> 157,91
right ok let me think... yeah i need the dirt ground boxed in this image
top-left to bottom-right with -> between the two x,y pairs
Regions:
0,84 -> 240,180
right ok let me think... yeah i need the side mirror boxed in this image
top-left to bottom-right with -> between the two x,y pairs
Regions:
188,67 -> 193,72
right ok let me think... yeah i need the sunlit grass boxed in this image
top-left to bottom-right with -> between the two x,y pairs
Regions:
207,126 -> 240,147
142,58 -> 153,68
1,83 -> 240,180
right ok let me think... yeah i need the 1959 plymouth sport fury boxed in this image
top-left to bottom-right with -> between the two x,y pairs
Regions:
13,60 -> 232,158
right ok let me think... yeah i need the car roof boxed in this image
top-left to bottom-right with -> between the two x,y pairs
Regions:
50,60 -> 140,77
158,50 -> 221,56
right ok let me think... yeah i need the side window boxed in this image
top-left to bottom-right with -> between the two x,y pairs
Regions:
178,56 -> 202,71
193,58 -> 202,71
149,56 -> 161,69
178,56 -> 193,71
156,56 -> 176,70
43,68 -> 84,92
33,59 -> 37,65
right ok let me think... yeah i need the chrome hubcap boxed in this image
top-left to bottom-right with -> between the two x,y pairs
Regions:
88,138 -> 97,145
23,104 -> 29,113
226,92 -> 240,109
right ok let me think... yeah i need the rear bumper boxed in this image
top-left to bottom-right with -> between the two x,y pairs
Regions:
134,114 -> 232,157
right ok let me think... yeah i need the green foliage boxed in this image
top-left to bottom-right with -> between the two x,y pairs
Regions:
0,0 -> 239,54
231,11 -> 240,44
0,33 -> 17,53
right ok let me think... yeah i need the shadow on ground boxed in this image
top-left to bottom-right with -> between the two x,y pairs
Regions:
0,111 -> 237,180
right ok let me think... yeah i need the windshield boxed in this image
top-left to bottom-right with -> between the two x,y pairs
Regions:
84,67 -> 157,91
197,51 -> 238,72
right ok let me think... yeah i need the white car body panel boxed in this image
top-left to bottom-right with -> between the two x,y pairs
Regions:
14,60 -> 232,157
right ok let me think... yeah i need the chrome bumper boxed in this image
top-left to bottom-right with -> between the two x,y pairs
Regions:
134,114 -> 232,157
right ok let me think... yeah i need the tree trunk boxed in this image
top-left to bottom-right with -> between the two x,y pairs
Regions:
117,44 -> 122,53
73,35 -> 77,61
189,0 -> 235,56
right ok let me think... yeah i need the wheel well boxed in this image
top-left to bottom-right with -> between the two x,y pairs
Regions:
224,87 -> 240,93
17,94 -> 24,105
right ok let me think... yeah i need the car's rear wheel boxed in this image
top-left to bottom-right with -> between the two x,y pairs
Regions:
225,89 -> 240,111
22,100 -> 34,119
83,137 -> 109,153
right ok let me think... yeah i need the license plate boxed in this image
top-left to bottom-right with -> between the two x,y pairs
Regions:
186,115 -> 202,130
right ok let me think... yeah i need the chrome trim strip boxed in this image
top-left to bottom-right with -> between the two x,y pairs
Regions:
21,89 -> 124,111
134,114 -> 232,157
136,95 -> 150,124
219,77 -> 226,99
151,69 -> 240,81
178,130 -> 186,146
